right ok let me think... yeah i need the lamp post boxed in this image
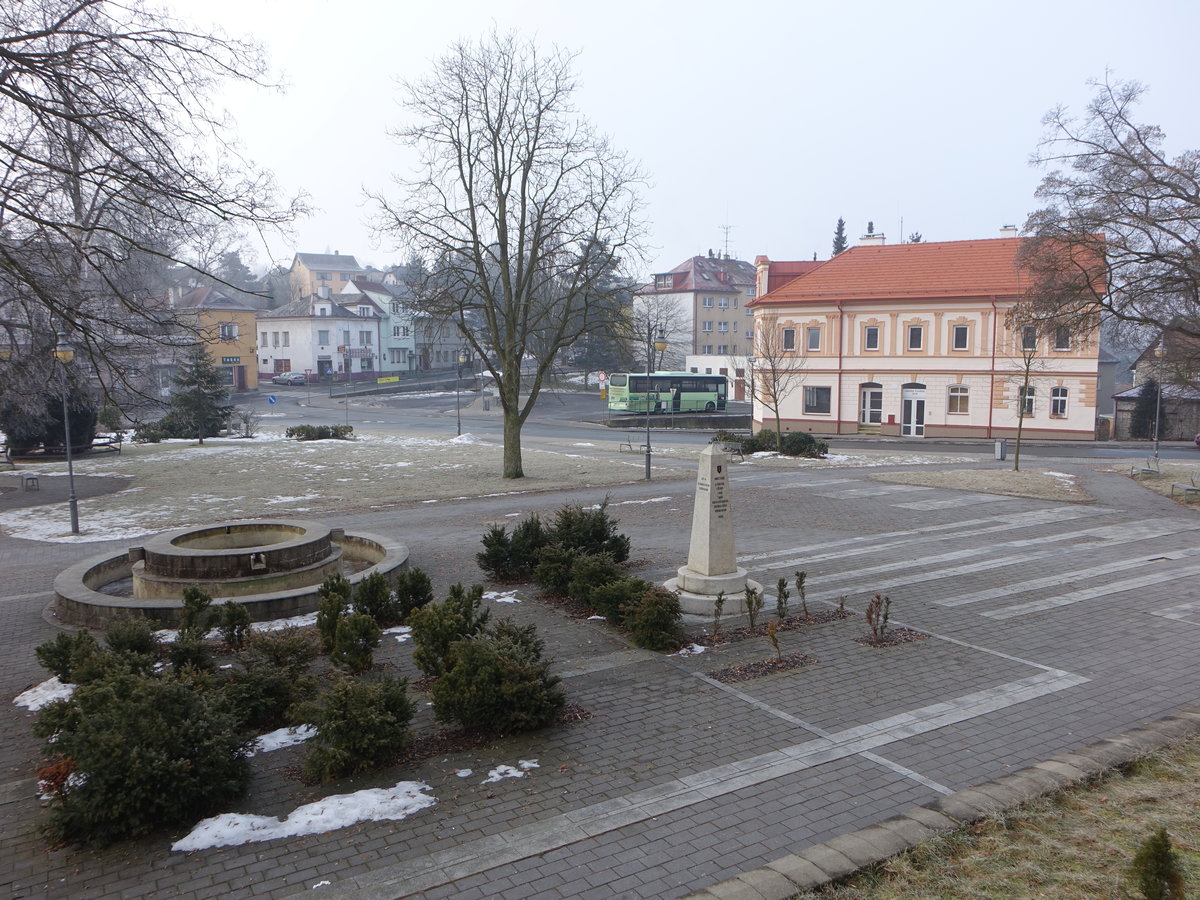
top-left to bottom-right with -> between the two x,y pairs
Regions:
455,348 -> 469,436
53,333 -> 80,535
644,324 -> 667,480
1153,344 -> 1165,459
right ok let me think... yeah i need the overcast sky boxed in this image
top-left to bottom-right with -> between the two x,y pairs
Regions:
189,0 -> 1200,278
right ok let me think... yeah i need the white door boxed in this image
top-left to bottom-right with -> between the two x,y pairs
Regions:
860,388 -> 882,425
901,386 -> 925,437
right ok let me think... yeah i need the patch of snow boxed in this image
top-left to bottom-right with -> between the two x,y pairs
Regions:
264,494 -> 321,505
448,433 -> 480,444
484,589 -> 521,604
384,625 -> 412,643
14,676 -> 75,710
673,644 -> 707,657
617,496 -> 671,505
312,881 -> 331,889
455,769 -> 473,778
572,442 -> 596,447
481,759 -> 539,784
248,725 -> 317,756
171,781 -> 436,851
586,615 -> 605,621
252,612 -> 319,632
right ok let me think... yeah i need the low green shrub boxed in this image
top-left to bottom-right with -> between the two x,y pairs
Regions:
624,587 -> 684,651
532,544 -> 576,595
476,516 -> 550,581
332,613 -> 381,674
743,428 -> 828,458
589,577 -> 653,623
104,616 -> 158,657
179,586 -> 213,642
213,601 -> 251,650
410,583 -> 491,677
35,630 -> 100,682
567,552 -> 623,609
353,571 -> 399,626
32,670 -> 250,846
168,636 -> 215,674
316,573 -> 351,652
394,567 -> 434,622
551,501 -> 630,562
1130,826 -> 1185,900
245,627 -> 319,676
300,676 -> 413,782
284,424 -> 354,441
432,622 -> 564,734
219,659 -> 314,733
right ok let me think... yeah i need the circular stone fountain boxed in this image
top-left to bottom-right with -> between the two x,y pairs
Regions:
52,519 -> 408,628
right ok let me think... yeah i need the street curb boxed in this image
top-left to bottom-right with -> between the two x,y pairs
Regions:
684,708 -> 1200,899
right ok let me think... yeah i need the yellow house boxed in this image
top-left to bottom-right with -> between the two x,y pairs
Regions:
288,252 -> 364,300
177,287 -> 259,391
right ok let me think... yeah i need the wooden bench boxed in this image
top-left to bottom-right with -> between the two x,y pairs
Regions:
1171,472 -> 1200,498
1132,457 -> 1162,477
720,442 -> 745,462
91,433 -> 123,454
0,445 -> 12,471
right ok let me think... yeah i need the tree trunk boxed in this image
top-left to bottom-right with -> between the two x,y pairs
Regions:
502,407 -> 524,478
774,410 -> 783,450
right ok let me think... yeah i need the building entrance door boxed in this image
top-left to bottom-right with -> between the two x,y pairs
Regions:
859,387 -> 882,428
901,384 -> 926,437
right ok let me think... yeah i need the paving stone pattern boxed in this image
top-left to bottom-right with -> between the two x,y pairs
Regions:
2,456 -> 1199,898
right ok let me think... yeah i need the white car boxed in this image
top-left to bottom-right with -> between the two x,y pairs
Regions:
271,372 -> 306,385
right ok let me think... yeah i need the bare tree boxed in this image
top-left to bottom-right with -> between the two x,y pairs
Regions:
1020,76 -> 1199,340
629,293 -> 689,372
0,0 -> 301,416
749,315 -> 806,449
373,31 -> 646,478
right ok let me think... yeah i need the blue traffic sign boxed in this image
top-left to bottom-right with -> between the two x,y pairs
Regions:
267,395 -> 277,404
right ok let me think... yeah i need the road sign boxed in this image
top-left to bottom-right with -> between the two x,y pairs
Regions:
597,371 -> 607,383
267,395 -> 277,405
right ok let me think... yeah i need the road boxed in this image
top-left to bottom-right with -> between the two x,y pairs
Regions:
245,383 -> 1200,460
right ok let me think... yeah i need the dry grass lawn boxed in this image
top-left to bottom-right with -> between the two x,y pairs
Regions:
798,738 -> 1200,899
870,467 -> 1094,503
1121,461 -> 1200,506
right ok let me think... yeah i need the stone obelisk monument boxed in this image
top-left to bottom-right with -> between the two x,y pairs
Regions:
665,443 -> 762,616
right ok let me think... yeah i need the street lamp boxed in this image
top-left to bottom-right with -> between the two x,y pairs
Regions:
53,332 -> 80,535
644,325 -> 667,480
1153,344 -> 1165,459
455,348 -> 469,436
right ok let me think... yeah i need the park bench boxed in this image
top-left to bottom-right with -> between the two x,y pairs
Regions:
719,442 -> 745,462
91,433 -> 123,454
618,432 -> 647,453
1170,472 -> 1200,498
1131,457 -> 1162,477
0,445 -> 12,471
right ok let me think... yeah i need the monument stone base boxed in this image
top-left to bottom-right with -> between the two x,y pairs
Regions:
664,566 -> 764,617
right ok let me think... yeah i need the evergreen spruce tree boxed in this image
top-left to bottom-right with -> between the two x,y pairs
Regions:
1130,378 -> 1165,440
169,345 -> 229,444
832,217 -> 848,256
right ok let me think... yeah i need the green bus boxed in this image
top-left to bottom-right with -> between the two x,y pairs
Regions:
607,372 -> 728,414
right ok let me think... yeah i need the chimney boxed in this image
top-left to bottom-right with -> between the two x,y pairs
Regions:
318,285 -> 330,299
999,225 -> 1019,238
858,232 -> 887,246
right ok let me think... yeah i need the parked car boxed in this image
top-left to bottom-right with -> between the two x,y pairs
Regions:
271,372 -> 307,385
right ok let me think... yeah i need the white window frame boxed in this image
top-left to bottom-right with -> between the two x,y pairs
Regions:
702,321 -> 713,332
1051,386 -> 1068,417
1020,385 -> 1036,416
806,326 -> 821,352
782,327 -> 796,350
952,324 -> 969,351
1021,325 -> 1038,352
318,330 -> 330,345
907,325 -> 923,351
702,296 -> 713,307
864,325 -> 880,351
718,297 -> 728,309
1053,326 -> 1071,351
718,321 -> 728,333
948,385 -> 969,414
804,386 -> 832,414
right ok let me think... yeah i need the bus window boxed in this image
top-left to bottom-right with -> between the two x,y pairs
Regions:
609,374 -> 627,387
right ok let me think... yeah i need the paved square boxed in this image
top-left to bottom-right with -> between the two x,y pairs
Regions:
2,453 -> 1198,898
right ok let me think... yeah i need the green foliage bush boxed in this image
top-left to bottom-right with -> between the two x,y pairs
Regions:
316,573 -> 351,652
410,583 -> 491,677
353,571 -> 399,626
213,601 -> 251,650
300,676 -> 413,782
394,567 -> 434,622
168,636 -> 215,674
476,516 -> 550,581
432,622 -> 564,734
589,577 -> 652,623
532,544 -> 576,595
35,630 -> 100,682
218,659 -> 314,733
245,627 -> 319,675
284,424 -> 354,441
738,429 -> 828,458
550,501 -> 630,562
567,552 -> 623,609
332,613 -> 381,674
104,616 -> 158,657
624,587 -> 684,651
1130,826 -> 1186,900
179,585 -> 213,642
32,670 -> 250,846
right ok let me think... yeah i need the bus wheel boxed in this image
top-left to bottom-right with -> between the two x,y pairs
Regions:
705,401 -> 716,411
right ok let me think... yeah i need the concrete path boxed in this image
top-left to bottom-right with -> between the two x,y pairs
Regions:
2,451 -> 1199,898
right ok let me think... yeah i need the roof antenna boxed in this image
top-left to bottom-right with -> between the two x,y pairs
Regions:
720,218 -> 733,259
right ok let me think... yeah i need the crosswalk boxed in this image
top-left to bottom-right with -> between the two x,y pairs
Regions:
734,483 -> 1200,622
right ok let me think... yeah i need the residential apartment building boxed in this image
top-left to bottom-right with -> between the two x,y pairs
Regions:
288,252 -> 365,301
635,252 -> 759,359
257,292 -> 381,381
748,235 -> 1102,439
173,286 -> 259,391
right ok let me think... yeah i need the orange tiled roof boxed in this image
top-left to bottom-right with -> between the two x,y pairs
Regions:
750,238 -> 1029,306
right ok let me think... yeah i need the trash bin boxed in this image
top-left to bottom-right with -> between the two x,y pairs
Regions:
994,439 -> 1007,461
482,392 -> 491,411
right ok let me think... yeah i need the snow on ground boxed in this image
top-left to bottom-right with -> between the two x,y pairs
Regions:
616,496 -> 672,505
455,769 -> 473,778
252,612 -> 318,632
672,644 -> 707,657
481,760 -> 539,784
248,725 -> 317,756
171,781 -> 437,851
14,677 -> 75,710
484,589 -> 521,604
383,625 -> 412,643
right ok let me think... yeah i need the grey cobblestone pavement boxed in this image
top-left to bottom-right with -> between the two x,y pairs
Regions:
2,449 -> 1199,898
